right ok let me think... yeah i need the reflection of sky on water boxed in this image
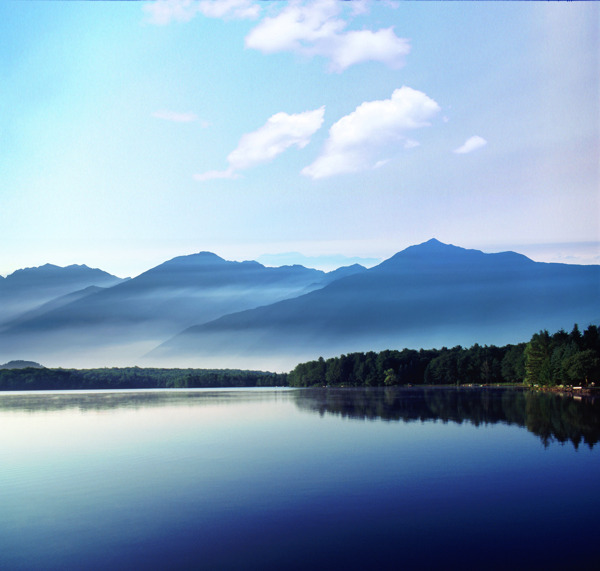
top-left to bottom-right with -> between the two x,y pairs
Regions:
1,390 -> 297,471
1,388 -> 598,570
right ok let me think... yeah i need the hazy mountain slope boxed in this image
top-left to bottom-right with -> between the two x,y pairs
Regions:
0,252 -> 364,366
0,264 -> 125,325
320,263 -> 367,283
152,239 -> 600,370
2,286 -> 106,329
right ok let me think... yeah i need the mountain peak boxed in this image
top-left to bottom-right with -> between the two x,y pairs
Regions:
374,239 -> 538,274
151,251 -> 227,270
65,263 -> 91,270
186,251 -> 227,263
413,238 -> 458,250
196,251 -> 224,259
381,239 -> 465,264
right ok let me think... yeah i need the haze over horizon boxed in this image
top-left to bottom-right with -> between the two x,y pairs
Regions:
2,1 -> 598,278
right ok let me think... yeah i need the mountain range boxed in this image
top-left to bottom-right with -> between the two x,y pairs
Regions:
1,239 -> 598,370
0,252 -> 365,367
0,264 -> 126,325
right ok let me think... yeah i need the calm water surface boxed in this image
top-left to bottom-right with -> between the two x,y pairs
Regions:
1,387 -> 598,570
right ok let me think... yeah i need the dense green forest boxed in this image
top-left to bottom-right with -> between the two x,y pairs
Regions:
0,367 -> 287,391
288,324 -> 600,388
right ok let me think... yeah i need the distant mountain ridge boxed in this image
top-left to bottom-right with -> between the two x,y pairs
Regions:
0,251 -> 366,367
0,264 -> 126,326
0,360 -> 44,369
151,239 -> 600,370
0,240 -> 598,370
2,263 -> 124,291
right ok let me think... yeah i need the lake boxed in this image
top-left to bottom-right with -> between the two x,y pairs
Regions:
1,387 -> 598,570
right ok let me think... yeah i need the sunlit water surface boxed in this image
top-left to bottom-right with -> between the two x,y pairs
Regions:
1,387 -> 598,570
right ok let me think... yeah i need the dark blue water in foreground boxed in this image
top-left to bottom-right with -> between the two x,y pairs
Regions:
1,387 -> 598,570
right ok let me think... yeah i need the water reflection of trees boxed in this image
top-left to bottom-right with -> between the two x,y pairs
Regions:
293,387 -> 600,449
2,387 -> 597,449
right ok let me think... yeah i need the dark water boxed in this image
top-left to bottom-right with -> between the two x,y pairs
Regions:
1,387 -> 598,570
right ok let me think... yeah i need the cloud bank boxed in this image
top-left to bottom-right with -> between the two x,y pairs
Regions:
196,107 -> 325,181
245,0 -> 410,72
454,136 -> 487,154
144,0 -> 408,72
302,86 -> 440,179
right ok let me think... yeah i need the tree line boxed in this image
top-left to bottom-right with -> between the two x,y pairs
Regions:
0,367 -> 287,391
288,324 -> 600,388
524,324 -> 600,386
1,324 -> 597,390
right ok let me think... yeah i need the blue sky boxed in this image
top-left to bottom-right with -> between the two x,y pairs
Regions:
1,0 -> 598,277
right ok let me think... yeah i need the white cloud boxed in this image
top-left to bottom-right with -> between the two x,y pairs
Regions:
302,86 -> 440,179
196,107 -> 325,181
228,107 -> 325,170
327,28 -> 410,71
246,1 -> 342,53
152,110 -> 203,123
454,136 -> 487,154
144,0 -> 407,71
143,0 -> 259,25
245,0 -> 410,72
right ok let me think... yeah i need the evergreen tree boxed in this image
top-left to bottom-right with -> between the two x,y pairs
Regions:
524,331 -> 551,386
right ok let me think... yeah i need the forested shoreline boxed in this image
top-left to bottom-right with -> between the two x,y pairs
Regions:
0,324 -> 598,391
288,324 -> 600,388
0,367 -> 287,391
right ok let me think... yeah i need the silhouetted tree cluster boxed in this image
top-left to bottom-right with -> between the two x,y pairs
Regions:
288,343 -> 526,387
288,324 -> 600,387
524,324 -> 600,386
